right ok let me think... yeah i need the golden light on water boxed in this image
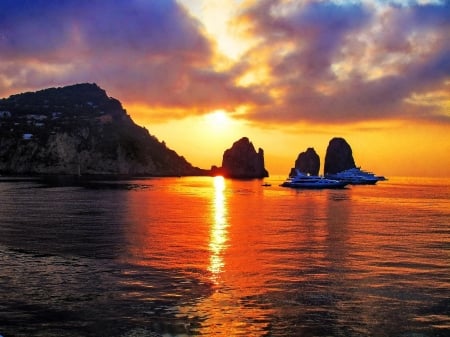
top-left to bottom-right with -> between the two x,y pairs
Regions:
208,176 -> 228,282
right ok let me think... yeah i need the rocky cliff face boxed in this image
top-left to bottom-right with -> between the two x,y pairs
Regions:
324,137 -> 356,174
290,147 -> 320,176
213,137 -> 268,178
0,83 -> 205,176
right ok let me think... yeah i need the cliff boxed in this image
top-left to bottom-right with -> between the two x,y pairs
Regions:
324,137 -> 356,174
0,83 -> 205,176
212,137 -> 269,179
289,147 -> 320,176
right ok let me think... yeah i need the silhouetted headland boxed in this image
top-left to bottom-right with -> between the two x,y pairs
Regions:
0,83 -> 207,177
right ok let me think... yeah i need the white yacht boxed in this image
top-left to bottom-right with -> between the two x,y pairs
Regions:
281,170 -> 348,189
325,167 -> 386,185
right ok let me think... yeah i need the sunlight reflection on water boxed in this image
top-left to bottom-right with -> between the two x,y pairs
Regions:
208,176 -> 228,282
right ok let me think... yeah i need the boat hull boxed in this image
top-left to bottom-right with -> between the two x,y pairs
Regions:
280,181 -> 348,189
325,167 -> 386,185
325,176 -> 378,185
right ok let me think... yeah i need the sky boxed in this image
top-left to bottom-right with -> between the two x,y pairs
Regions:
0,0 -> 449,177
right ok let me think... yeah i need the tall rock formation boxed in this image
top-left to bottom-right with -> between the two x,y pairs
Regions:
290,147 -> 320,176
0,83 -> 206,176
215,137 -> 269,178
324,137 -> 356,174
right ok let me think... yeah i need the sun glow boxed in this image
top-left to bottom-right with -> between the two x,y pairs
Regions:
179,0 -> 253,62
205,110 -> 232,129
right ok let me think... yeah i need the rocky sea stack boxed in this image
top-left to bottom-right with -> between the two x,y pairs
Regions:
212,137 -> 269,179
290,147 -> 320,176
324,137 -> 356,175
0,83 -> 205,176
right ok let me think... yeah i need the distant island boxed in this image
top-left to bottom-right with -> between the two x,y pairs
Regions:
0,83 -> 207,176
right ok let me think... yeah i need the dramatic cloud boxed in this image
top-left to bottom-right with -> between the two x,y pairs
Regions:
236,0 -> 450,124
0,0 -> 266,114
0,0 -> 449,125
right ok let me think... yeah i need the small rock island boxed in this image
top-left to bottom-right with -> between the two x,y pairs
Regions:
211,137 -> 269,179
324,137 -> 356,175
0,83 -> 206,176
289,147 -> 320,176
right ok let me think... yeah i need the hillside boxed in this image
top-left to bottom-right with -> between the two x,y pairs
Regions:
0,83 -> 206,176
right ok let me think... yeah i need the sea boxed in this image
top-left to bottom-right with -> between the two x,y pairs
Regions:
0,175 -> 449,337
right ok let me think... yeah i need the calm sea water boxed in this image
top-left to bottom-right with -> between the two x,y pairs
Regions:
0,176 -> 449,337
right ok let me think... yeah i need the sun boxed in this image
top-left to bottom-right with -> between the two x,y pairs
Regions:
205,110 -> 231,128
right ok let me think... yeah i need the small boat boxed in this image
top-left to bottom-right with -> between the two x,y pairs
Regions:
281,170 -> 348,189
325,167 -> 385,185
